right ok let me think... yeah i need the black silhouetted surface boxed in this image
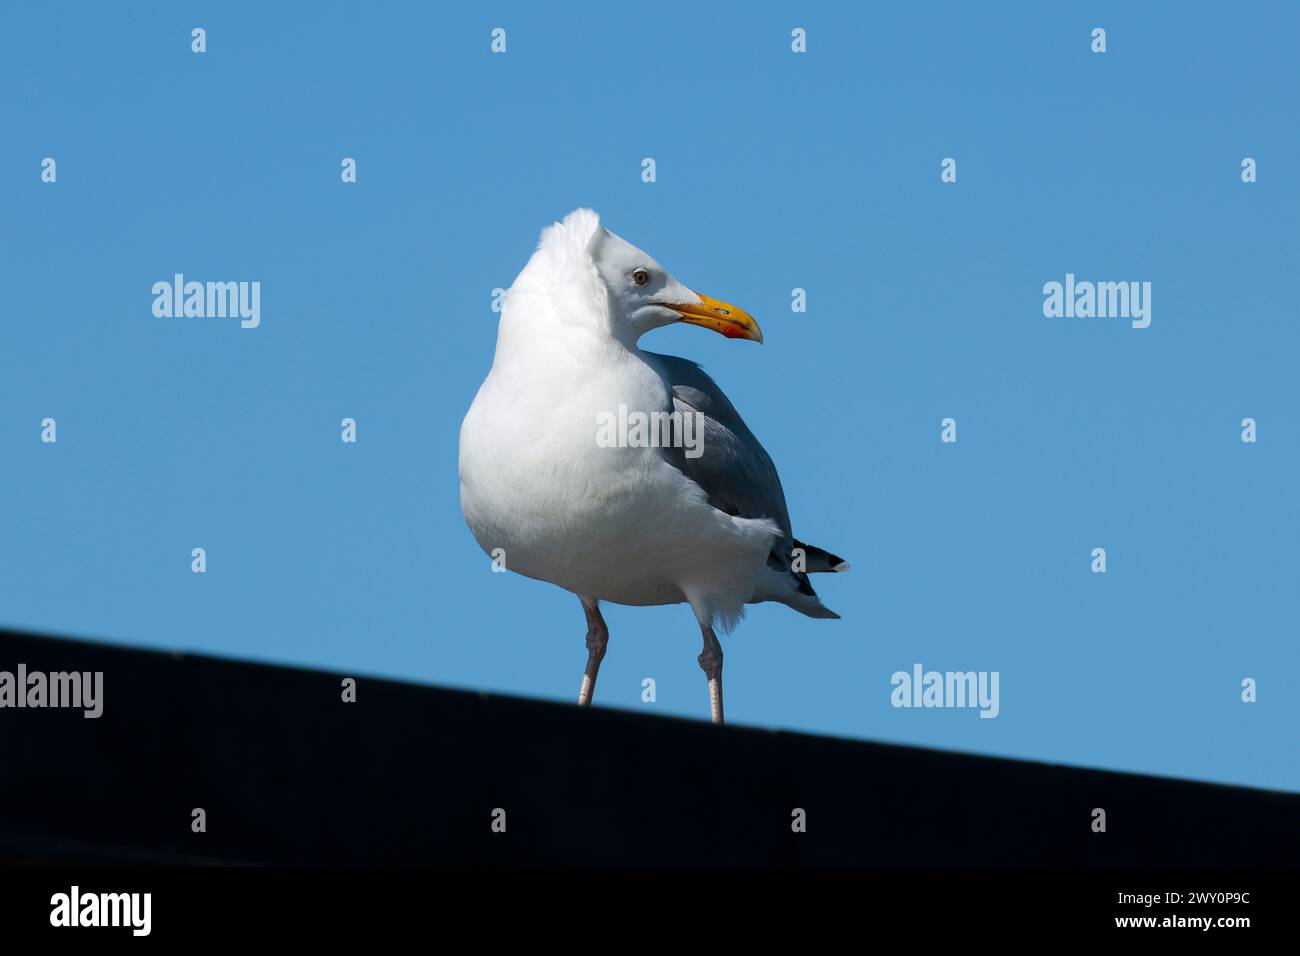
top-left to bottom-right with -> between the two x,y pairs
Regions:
1,628 -> 1294,865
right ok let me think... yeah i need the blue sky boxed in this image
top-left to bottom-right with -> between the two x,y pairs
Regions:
1,2 -> 1296,792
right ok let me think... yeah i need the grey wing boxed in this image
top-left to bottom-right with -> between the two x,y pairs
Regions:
647,351 -> 792,541
648,351 -> 845,615
648,352 -> 847,617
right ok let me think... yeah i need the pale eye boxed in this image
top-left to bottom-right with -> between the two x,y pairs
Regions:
631,268 -> 650,287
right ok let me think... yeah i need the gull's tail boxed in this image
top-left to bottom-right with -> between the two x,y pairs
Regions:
751,539 -> 849,619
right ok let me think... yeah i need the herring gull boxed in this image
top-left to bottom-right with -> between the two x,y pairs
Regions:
459,209 -> 847,723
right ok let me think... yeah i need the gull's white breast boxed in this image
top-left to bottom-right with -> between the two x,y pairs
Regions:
459,300 -> 778,618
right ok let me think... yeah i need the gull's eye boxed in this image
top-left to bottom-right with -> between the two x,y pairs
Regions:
631,268 -> 650,287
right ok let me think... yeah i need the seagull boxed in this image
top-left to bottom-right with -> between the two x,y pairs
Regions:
459,209 -> 847,723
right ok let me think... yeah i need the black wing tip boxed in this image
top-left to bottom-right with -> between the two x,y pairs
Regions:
792,539 -> 850,574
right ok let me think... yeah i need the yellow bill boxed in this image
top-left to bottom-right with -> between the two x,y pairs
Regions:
673,292 -> 763,343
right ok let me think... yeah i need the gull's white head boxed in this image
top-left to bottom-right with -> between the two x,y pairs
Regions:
511,208 -> 762,347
